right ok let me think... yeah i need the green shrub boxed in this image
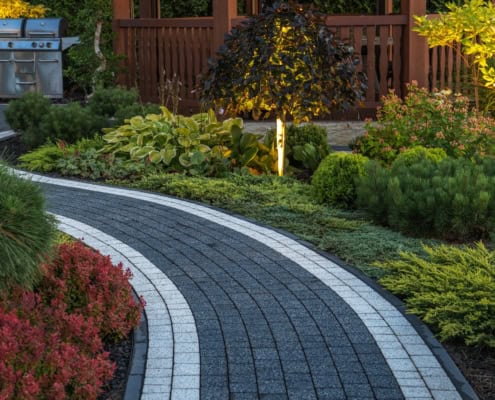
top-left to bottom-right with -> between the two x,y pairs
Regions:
357,157 -> 495,240
87,87 -> 140,118
39,103 -> 106,144
391,146 -> 447,171
0,166 -> 56,293
17,142 -> 66,172
352,83 -> 495,164
5,93 -> 51,149
266,123 -> 331,171
377,242 -> 495,348
312,153 -> 368,208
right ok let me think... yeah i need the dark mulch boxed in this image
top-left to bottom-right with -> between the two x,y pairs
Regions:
445,344 -> 495,400
99,332 -> 133,400
0,135 -> 26,163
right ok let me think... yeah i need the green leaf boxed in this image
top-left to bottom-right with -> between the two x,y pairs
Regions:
148,150 -> 162,164
160,147 -> 177,165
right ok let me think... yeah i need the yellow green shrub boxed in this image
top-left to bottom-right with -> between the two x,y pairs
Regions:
377,242 -> 495,348
0,0 -> 46,18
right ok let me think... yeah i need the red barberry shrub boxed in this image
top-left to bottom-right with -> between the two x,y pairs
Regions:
39,242 -> 143,341
0,289 -> 115,400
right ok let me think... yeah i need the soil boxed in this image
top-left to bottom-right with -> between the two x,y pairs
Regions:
99,333 -> 133,400
445,344 -> 495,400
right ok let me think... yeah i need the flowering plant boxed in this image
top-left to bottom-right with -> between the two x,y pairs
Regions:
352,82 -> 495,164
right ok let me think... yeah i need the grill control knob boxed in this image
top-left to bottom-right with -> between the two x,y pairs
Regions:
8,41 -> 13,48
39,42 -> 45,48
46,42 -> 52,49
31,42 -> 37,48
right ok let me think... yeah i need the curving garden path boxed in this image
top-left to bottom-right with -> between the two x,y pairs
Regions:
17,171 -> 476,400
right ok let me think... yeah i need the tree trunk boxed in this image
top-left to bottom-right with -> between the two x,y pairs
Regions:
92,19 -> 107,92
276,117 -> 286,176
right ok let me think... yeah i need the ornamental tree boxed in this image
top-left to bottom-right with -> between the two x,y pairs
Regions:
201,2 -> 366,176
414,0 -> 495,109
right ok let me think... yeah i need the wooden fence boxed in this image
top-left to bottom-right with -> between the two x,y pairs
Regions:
113,0 -> 471,116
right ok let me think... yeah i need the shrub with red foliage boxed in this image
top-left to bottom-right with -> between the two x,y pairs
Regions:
0,290 -> 115,400
38,241 -> 144,341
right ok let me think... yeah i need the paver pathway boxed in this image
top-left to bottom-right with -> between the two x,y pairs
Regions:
18,171 -> 474,400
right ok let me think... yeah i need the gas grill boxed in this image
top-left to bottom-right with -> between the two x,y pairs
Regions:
0,18 -> 79,98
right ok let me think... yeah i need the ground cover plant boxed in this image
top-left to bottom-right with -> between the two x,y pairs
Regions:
377,242 -> 495,348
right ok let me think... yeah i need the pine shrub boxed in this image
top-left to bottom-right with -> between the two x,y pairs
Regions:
357,157 -> 495,240
87,87 -> 140,118
0,167 -> 55,294
377,242 -> 495,348
5,93 -> 51,149
39,103 -> 107,144
312,153 -> 368,208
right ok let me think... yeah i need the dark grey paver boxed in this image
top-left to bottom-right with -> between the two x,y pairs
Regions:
41,183 -> 404,399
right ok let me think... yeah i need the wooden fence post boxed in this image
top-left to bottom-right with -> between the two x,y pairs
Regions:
212,0 -> 237,54
113,0 -> 132,86
139,0 -> 160,18
401,0 -> 428,90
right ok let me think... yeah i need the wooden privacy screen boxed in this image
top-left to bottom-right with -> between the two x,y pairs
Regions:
114,14 -> 472,114
115,17 -> 215,111
324,15 -> 406,108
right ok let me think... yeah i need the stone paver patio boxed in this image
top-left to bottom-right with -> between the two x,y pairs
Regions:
13,171 -> 478,400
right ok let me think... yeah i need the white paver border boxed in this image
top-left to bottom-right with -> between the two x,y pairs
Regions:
23,171 -> 462,400
53,214 -> 200,400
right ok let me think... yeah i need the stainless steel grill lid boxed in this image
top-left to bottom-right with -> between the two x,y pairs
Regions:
0,19 -> 25,38
24,18 -> 67,38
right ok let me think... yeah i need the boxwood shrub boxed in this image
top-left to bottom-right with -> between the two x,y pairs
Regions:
312,152 -> 368,208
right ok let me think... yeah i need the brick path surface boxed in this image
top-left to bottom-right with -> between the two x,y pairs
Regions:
15,172 -> 474,400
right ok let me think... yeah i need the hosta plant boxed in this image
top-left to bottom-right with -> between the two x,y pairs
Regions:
101,107 -> 240,175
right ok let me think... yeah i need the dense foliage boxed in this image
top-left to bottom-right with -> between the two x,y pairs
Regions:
30,0 -> 116,91
352,83 -> 495,164
266,123 -> 331,171
415,0 -> 495,109
201,2 -> 365,124
357,156 -> 495,241
38,242 -> 143,341
5,93 -> 52,149
0,0 -> 46,18
312,153 -> 368,208
0,242 -> 143,399
0,291 -> 114,400
377,242 -> 495,348
6,89 -> 160,150
0,167 -> 56,294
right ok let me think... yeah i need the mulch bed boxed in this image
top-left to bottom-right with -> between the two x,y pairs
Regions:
99,333 -> 133,400
445,345 -> 495,400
